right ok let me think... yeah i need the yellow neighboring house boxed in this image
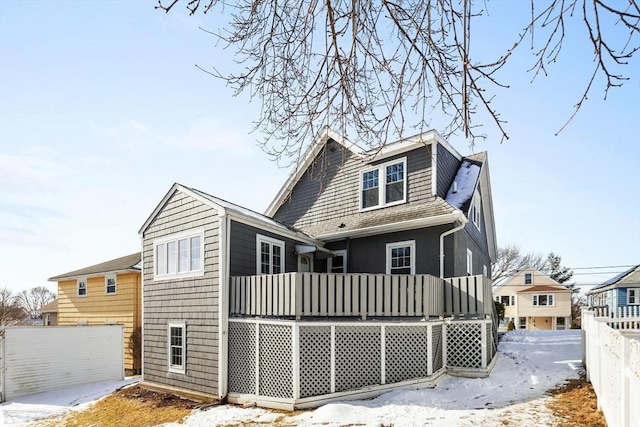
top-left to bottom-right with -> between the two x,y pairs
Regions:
493,268 -> 572,330
48,252 -> 142,374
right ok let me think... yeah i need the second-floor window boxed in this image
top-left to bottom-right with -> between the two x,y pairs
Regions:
469,192 -> 482,231
533,294 -> 554,306
257,234 -> 284,274
105,274 -> 117,295
524,273 -> 533,285
629,288 -> 639,305
360,158 -> 407,210
77,278 -> 87,297
499,295 -> 515,306
155,229 -> 204,280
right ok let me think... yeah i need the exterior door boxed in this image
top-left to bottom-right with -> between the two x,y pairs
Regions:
298,254 -> 313,272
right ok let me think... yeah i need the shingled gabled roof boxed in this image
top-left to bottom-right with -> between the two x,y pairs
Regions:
587,264 -> 640,294
48,252 -> 141,281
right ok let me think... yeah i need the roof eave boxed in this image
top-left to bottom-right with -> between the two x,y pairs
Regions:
48,267 -> 141,282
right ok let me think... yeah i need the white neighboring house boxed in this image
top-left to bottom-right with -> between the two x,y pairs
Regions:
493,268 -> 572,330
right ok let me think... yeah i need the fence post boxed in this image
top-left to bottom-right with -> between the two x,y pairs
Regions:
295,273 -> 302,320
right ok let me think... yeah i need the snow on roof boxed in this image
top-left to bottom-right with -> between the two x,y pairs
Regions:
445,160 -> 480,210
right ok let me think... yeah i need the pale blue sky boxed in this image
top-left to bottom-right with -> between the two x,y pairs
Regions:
1,1 -> 638,295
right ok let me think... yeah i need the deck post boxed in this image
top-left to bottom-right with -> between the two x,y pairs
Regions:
295,273 -> 302,320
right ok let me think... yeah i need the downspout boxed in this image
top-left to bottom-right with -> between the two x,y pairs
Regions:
439,212 -> 468,278
217,210 -> 230,400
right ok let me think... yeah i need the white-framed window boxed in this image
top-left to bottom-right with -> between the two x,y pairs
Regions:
466,249 -> 473,275
469,191 -> 482,230
105,274 -> 117,295
77,278 -> 87,297
386,240 -> 415,274
628,288 -> 639,305
511,295 -> 515,306
533,294 -> 554,306
168,322 -> 186,374
154,229 -> 204,280
328,249 -> 347,273
524,273 -> 533,285
360,157 -> 407,211
500,295 -> 511,306
257,234 -> 284,274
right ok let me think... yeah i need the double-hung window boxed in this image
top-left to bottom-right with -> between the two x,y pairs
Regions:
360,158 -> 407,210
77,278 -> 87,297
629,288 -> 639,305
386,241 -> 415,274
469,191 -> 482,230
154,229 -> 204,280
524,273 -> 533,285
533,294 -> 554,306
105,274 -> 117,295
328,249 -> 347,273
257,234 -> 284,274
168,322 -> 185,374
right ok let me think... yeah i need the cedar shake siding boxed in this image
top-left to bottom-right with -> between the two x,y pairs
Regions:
436,142 -> 461,197
142,190 -> 220,396
273,141 -> 455,238
229,220 -> 303,276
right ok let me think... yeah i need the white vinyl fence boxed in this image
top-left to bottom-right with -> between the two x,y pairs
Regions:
0,325 -> 124,401
582,309 -> 640,427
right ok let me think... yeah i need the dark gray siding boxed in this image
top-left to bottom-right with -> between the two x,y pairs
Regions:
436,143 -> 460,197
322,225 -> 452,276
142,190 -> 219,396
465,187 -> 489,255
229,220 -> 304,276
273,141 -> 436,235
445,229 -> 491,278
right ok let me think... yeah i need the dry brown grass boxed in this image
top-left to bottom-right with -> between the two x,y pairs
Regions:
546,374 -> 607,427
33,385 -> 200,427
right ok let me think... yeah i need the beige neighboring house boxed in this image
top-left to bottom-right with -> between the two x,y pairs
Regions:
39,299 -> 58,326
493,268 -> 572,330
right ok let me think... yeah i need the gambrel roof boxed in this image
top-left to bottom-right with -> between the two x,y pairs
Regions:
49,252 -> 141,281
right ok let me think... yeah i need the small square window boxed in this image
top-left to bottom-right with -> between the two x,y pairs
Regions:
466,249 -> 473,275
386,241 -> 415,275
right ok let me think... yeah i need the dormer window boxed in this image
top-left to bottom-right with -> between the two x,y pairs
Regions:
360,158 -> 407,210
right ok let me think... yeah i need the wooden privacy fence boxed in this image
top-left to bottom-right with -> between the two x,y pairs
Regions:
582,309 -> 640,427
230,273 -> 444,319
230,273 -> 494,320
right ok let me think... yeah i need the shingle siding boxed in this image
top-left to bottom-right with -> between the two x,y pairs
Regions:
142,190 -> 220,396
229,220 -> 304,276
436,143 -> 460,197
273,142 -> 443,236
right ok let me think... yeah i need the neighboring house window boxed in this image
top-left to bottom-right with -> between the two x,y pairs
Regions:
511,295 -> 515,306
500,295 -> 510,306
360,158 -> 407,210
524,273 -> 533,285
556,317 -> 566,329
629,288 -> 640,305
257,234 -> 284,274
328,250 -> 347,273
168,322 -> 186,374
154,229 -> 204,280
466,249 -> 473,275
105,274 -> 117,295
77,278 -> 87,297
386,241 -> 415,274
469,191 -> 482,230
533,294 -> 554,306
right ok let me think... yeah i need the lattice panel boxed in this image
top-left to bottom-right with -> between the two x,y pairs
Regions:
259,324 -> 293,399
431,324 -> 444,371
299,326 -> 332,398
446,323 -> 482,369
486,322 -> 496,361
228,322 -> 256,394
385,326 -> 428,384
335,326 -> 381,392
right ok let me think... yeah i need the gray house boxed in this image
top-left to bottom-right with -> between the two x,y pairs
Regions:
139,128 -> 498,408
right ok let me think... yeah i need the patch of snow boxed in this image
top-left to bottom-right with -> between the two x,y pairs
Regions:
4,331 -> 583,427
445,160 -> 481,210
0,377 -> 139,426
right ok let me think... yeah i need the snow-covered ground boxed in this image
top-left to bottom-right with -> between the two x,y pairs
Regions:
0,330 -> 583,427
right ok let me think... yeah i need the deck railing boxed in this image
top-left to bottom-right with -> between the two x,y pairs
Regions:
230,273 -> 494,320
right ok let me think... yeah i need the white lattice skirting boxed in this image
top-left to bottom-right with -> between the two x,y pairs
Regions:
227,318 -> 496,410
